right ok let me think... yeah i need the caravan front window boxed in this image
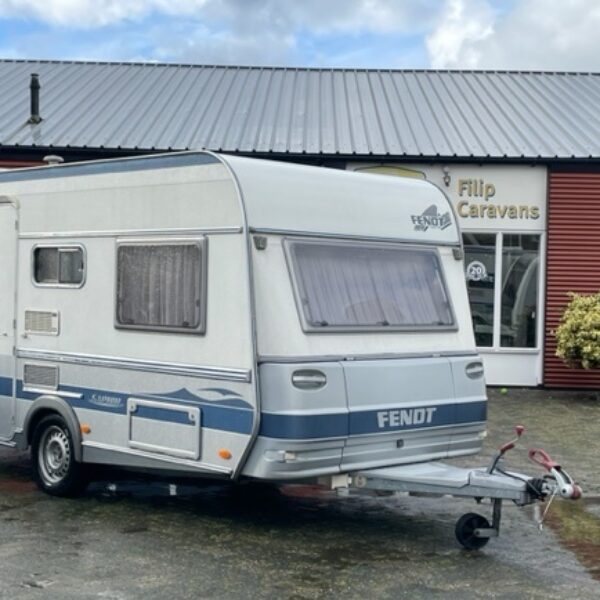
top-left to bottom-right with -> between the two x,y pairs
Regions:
286,239 -> 455,332
116,240 -> 207,334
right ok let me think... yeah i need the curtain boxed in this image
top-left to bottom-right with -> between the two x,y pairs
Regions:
290,242 -> 452,328
117,244 -> 202,330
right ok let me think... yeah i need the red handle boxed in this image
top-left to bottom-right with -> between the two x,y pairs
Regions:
528,448 -> 560,471
499,425 -> 526,453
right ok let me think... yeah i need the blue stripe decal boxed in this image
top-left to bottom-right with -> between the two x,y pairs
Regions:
260,413 -> 348,439
11,378 -> 254,435
259,401 -> 487,440
0,376 -> 12,397
349,401 -> 487,436
132,405 -> 195,426
4,375 -> 486,441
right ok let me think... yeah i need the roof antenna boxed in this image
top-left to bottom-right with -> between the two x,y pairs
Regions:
28,73 -> 42,124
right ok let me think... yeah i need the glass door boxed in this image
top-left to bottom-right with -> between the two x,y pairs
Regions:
463,232 -> 543,385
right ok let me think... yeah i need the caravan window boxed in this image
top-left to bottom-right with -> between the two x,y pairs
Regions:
285,239 -> 455,332
115,240 -> 207,334
33,246 -> 85,287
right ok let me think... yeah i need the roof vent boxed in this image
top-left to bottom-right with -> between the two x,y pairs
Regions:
43,155 -> 64,166
28,73 -> 42,124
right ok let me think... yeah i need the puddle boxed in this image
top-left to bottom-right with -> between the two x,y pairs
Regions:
544,498 -> 600,581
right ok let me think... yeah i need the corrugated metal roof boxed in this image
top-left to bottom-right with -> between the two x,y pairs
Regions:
2,59 -> 600,159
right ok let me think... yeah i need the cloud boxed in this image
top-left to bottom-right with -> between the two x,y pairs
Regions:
427,0 -> 600,71
3,0 -> 600,70
0,1 -> 209,28
0,0 -> 440,67
426,0 -> 494,69
0,0 -> 437,33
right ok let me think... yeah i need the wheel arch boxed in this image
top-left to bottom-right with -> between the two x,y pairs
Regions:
23,397 -> 83,462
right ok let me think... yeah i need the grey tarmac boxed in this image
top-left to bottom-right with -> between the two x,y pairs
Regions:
0,388 -> 599,600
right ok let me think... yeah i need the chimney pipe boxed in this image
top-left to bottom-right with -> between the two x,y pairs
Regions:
28,73 -> 42,124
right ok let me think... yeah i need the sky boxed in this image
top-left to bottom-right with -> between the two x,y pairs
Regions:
0,0 -> 598,70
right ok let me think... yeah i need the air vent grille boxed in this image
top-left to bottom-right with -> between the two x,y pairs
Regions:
23,364 -> 59,390
24,310 -> 59,335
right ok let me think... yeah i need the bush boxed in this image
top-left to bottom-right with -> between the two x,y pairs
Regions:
555,292 -> 600,369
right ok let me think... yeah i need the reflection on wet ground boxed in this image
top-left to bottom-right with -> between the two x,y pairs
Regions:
545,498 -> 600,582
0,389 -> 599,599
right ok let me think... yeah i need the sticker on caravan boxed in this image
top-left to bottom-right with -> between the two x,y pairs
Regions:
89,393 -> 124,409
411,205 -> 451,232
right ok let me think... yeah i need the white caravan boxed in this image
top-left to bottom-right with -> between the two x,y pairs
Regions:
0,152 -> 580,549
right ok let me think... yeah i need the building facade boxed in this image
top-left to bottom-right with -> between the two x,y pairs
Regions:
1,60 -> 600,387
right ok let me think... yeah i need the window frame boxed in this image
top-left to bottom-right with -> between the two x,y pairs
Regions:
31,244 -> 87,289
284,237 -> 457,334
114,237 -> 208,335
463,230 -> 543,353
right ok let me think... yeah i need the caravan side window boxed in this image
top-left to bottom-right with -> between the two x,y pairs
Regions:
115,240 -> 207,334
285,239 -> 455,332
33,246 -> 85,287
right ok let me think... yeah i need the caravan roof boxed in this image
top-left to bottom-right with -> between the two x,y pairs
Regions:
0,151 -> 459,245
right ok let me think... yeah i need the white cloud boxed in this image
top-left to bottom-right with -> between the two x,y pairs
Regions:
0,0 -> 436,32
427,0 -> 600,71
426,0 -> 494,68
0,0 -> 440,67
0,1 -> 211,28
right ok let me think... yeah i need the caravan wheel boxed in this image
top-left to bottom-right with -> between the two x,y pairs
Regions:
31,415 -> 89,497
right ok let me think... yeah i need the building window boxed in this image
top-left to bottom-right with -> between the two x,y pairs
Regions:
463,233 -> 496,347
33,246 -> 85,287
464,232 -> 541,349
116,240 -> 207,334
286,239 -> 455,332
501,235 -> 539,348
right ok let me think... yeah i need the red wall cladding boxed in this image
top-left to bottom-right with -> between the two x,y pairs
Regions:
545,172 -> 600,388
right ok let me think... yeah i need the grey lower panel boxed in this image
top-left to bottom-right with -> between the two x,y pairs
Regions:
241,436 -> 345,480
82,442 -> 232,477
241,423 -> 485,481
340,424 -> 483,472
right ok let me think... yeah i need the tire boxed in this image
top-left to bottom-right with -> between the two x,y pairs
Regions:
31,414 -> 89,497
455,512 -> 491,550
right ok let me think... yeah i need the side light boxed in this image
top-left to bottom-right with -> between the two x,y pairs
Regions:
291,369 -> 327,390
465,361 -> 484,379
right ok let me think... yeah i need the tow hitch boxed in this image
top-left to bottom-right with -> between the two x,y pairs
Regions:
349,426 -> 582,550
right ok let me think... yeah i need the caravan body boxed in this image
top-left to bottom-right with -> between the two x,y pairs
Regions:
0,152 -> 485,488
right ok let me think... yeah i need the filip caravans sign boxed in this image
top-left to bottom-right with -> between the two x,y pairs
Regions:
402,165 -> 546,233
456,177 -> 540,220
347,164 -> 547,233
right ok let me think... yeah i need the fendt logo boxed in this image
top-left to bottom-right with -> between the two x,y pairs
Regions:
377,407 -> 437,429
411,204 -> 451,232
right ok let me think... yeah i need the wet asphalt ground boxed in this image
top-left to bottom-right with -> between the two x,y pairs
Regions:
0,388 -> 599,600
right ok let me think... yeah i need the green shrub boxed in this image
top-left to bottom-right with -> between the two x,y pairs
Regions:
555,292 -> 600,369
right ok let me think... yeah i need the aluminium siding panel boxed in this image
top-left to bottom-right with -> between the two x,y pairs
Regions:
544,172 -> 600,388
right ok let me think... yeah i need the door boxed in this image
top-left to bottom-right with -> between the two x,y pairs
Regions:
0,202 -> 16,440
